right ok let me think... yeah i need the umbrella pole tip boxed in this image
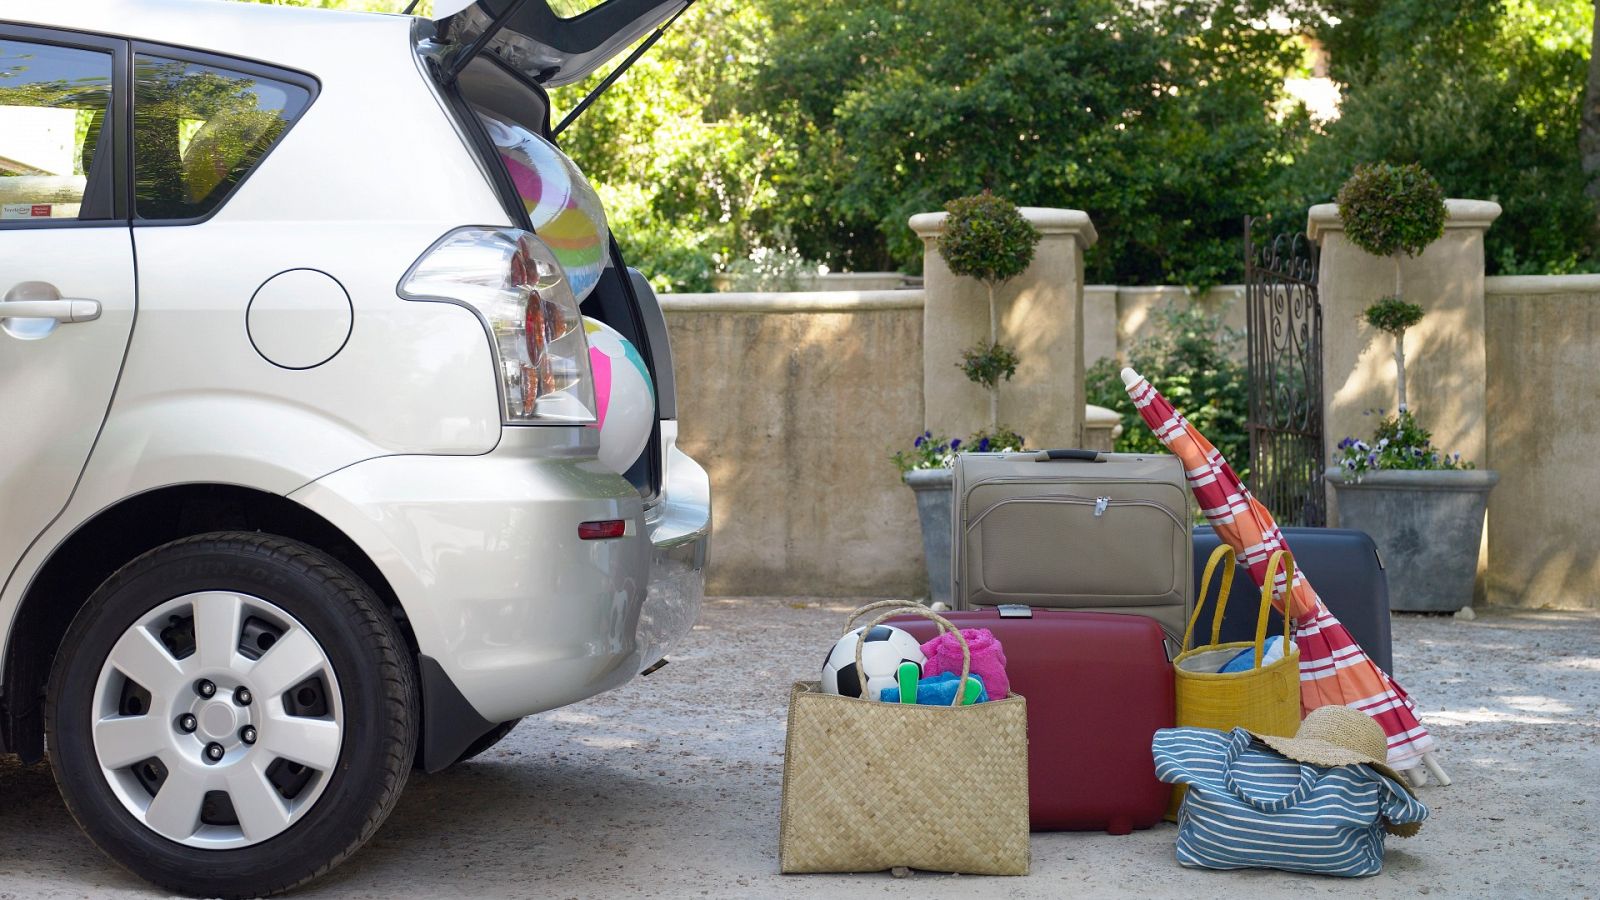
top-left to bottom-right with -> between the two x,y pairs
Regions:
1120,367 -> 1143,388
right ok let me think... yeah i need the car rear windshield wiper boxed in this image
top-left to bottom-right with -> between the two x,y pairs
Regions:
552,0 -> 692,136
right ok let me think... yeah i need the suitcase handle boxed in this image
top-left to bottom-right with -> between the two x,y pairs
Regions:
1033,449 -> 1104,462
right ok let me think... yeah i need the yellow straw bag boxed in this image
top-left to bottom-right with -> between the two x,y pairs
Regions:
779,601 -> 1030,876
1167,546 -> 1302,818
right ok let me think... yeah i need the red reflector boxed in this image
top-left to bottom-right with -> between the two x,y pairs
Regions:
578,519 -> 627,540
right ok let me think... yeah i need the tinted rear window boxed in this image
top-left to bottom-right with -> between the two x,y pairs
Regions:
133,55 -> 311,220
0,40 -> 113,222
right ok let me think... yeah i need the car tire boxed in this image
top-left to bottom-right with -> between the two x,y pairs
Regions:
46,532 -> 417,898
454,718 -> 521,764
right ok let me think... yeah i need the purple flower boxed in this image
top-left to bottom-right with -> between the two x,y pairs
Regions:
977,438 -> 991,452
914,435 -> 925,448
950,439 -> 963,450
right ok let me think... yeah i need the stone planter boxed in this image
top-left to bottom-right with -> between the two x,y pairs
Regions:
1328,468 -> 1499,612
904,467 -> 954,606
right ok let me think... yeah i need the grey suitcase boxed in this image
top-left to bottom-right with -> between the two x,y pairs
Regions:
1195,526 -> 1395,675
952,449 -> 1193,643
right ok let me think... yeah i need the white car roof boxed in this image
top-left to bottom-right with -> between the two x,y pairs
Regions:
4,0 -> 409,74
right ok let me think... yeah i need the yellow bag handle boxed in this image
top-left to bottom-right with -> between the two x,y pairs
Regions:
1181,544 -> 1237,653
1251,549 -> 1298,671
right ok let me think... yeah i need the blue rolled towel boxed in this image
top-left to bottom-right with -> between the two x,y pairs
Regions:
1219,635 -> 1289,673
881,671 -> 989,705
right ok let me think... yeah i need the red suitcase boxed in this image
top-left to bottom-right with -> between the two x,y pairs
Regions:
889,607 -> 1173,834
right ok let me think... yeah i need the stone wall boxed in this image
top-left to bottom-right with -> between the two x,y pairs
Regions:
663,283 -> 1252,598
662,291 -> 928,597
663,262 -> 1600,610
1484,275 -> 1600,611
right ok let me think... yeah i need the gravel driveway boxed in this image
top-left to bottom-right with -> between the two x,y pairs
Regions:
2,600 -> 1596,899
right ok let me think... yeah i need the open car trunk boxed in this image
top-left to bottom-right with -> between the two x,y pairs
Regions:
435,0 -> 688,88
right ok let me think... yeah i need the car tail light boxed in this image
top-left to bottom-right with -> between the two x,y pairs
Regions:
400,227 -> 595,423
578,519 -> 627,540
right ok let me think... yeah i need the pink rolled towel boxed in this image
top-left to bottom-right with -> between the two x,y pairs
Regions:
919,628 -> 1009,699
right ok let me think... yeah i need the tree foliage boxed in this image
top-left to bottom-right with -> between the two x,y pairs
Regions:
747,0 -> 1307,287
1336,163 -> 1447,259
939,191 -> 1039,285
1292,0 -> 1598,274
1363,296 -> 1426,337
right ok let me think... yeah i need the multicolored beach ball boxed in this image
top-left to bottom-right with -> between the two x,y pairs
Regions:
478,113 -> 610,301
583,317 -> 655,474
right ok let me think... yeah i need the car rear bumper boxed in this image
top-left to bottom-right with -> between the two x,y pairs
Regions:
286,425 -> 708,734
638,419 -> 710,667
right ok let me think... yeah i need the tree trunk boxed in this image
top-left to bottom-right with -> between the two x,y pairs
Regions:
986,282 -> 999,431
1392,255 -> 1407,411
1583,0 -> 1600,227
1394,331 -> 1409,413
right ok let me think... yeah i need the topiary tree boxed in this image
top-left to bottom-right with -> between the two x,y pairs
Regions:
1337,163 -> 1447,411
938,191 -> 1040,431
1363,296 -> 1426,412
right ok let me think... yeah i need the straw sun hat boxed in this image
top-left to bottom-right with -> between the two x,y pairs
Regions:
1250,705 -> 1423,837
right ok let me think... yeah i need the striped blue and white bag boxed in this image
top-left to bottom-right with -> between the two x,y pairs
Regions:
1152,726 -> 1428,877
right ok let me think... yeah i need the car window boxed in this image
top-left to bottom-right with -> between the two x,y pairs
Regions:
0,40 -> 113,222
132,54 -> 311,221
546,0 -> 611,17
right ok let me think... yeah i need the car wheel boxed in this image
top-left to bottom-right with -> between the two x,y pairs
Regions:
46,532 -> 417,898
454,718 -> 521,765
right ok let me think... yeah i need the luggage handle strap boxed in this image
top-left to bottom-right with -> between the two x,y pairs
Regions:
844,602 -> 972,707
1181,547 -> 1295,669
1183,544 -> 1238,652
1032,449 -> 1104,462
1255,550 -> 1297,666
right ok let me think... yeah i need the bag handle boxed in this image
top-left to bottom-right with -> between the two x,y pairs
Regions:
1250,550 -> 1297,670
1221,733 -> 1319,812
1181,544 -> 1238,653
843,599 -> 925,631
843,602 -> 973,707
1032,449 -> 1104,462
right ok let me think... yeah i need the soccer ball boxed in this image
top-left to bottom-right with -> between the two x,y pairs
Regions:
820,625 -> 926,701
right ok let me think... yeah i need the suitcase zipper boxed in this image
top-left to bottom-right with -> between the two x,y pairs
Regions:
960,475 -> 1189,521
965,494 -> 1188,533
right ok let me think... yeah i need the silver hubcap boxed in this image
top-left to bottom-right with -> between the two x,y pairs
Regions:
91,591 -> 344,849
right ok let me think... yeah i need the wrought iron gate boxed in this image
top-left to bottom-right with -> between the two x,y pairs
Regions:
1244,217 -> 1326,527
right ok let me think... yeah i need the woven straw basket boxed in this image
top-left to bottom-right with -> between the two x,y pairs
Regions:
1168,546 -> 1303,818
778,602 -> 1030,875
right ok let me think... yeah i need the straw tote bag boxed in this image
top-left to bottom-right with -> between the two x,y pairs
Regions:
1168,546 -> 1302,817
779,601 -> 1030,876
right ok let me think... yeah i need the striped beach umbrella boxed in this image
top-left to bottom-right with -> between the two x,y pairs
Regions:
1121,367 -> 1445,779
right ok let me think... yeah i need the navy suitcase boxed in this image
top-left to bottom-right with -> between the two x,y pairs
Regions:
1193,526 -> 1394,675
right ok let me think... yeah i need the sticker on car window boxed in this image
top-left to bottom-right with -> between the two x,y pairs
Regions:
2,203 -> 52,219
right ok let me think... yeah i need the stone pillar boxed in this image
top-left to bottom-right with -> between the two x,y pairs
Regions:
1309,199 -> 1502,499
909,207 -> 1097,450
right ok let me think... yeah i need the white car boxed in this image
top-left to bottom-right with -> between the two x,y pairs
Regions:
0,0 -> 709,895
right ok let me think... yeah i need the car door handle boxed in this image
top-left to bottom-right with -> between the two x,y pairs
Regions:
3,281 -> 102,324
0,298 -> 102,323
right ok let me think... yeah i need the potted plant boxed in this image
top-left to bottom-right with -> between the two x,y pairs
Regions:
1326,163 -> 1498,613
894,428 -> 1024,606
